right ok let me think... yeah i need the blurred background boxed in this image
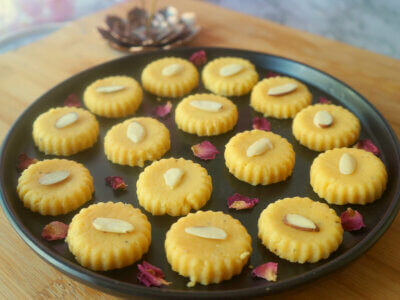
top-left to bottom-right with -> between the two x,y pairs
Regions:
0,0 -> 399,58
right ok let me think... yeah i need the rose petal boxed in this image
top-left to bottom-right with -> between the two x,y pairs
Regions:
64,93 -> 81,107
341,208 -> 365,231
227,193 -> 259,210
105,176 -> 127,190
189,50 -> 207,67
354,139 -> 380,156
252,117 -> 271,131
154,101 -> 172,118
265,71 -> 279,78
318,96 -> 331,104
137,261 -> 171,287
42,221 -> 69,241
191,141 -> 220,160
251,262 -> 278,282
17,153 -> 38,172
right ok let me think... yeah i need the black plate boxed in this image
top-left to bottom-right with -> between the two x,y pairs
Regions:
1,47 -> 399,299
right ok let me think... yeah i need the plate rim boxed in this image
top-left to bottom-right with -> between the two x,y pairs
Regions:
1,46 -> 399,298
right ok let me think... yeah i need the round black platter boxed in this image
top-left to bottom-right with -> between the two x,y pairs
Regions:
1,47 -> 399,299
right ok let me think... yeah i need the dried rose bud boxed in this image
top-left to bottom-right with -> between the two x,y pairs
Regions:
189,50 -> 207,67
137,261 -> 171,287
341,208 -> 365,231
265,71 -> 279,78
354,139 -> 380,156
17,153 -> 38,172
191,141 -> 220,160
105,176 -> 127,190
154,101 -> 172,118
252,117 -> 271,131
64,93 -> 81,107
227,193 -> 259,210
318,96 -> 331,104
252,262 -> 278,282
42,221 -> 69,241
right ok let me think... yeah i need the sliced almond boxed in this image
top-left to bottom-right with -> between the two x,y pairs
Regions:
313,110 -> 333,128
219,64 -> 244,77
189,100 -> 223,112
95,85 -> 125,93
187,280 -> 196,288
39,171 -> 70,185
339,153 -> 357,175
92,217 -> 134,233
283,214 -> 319,232
162,63 -> 184,77
127,121 -> 145,143
55,112 -> 78,129
246,138 -> 273,157
267,83 -> 298,96
163,168 -> 184,189
185,226 -> 227,240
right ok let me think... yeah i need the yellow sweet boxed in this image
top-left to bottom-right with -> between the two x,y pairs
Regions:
310,148 -> 387,205
175,93 -> 238,136
224,130 -> 295,185
258,197 -> 343,263
33,107 -> 99,156
83,76 -> 143,118
137,158 -> 212,216
104,117 -> 170,167
141,57 -> 199,97
250,76 -> 312,118
165,210 -> 252,286
292,104 -> 361,151
17,159 -> 94,216
202,57 -> 258,96
66,202 -> 151,271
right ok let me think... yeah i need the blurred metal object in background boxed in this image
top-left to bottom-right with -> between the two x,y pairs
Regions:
98,2 -> 200,52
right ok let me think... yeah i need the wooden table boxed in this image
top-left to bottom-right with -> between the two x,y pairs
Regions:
1,0 -> 399,298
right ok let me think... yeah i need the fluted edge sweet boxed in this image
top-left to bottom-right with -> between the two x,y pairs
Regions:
310,149 -> 388,204
17,159 -> 94,215
137,158 -> 212,216
141,57 -> 199,98
292,104 -> 361,151
202,57 -> 258,96
250,77 -> 312,119
66,202 -> 151,271
224,131 -> 296,186
32,108 -> 99,156
258,197 -> 343,263
83,76 -> 143,118
165,211 -> 252,285
104,119 -> 170,167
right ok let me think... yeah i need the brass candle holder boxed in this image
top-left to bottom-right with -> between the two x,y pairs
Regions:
98,2 -> 200,52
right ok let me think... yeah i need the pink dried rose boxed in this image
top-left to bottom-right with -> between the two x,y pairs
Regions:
191,141 -> 220,160
341,208 -> 365,231
17,153 -> 38,172
318,96 -> 331,104
105,176 -> 127,190
265,71 -> 279,78
137,261 -> 171,287
64,93 -> 81,107
252,262 -> 278,282
189,50 -> 207,67
42,221 -> 69,241
252,117 -> 271,131
227,193 -> 259,210
354,139 -> 380,156
154,101 -> 172,118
